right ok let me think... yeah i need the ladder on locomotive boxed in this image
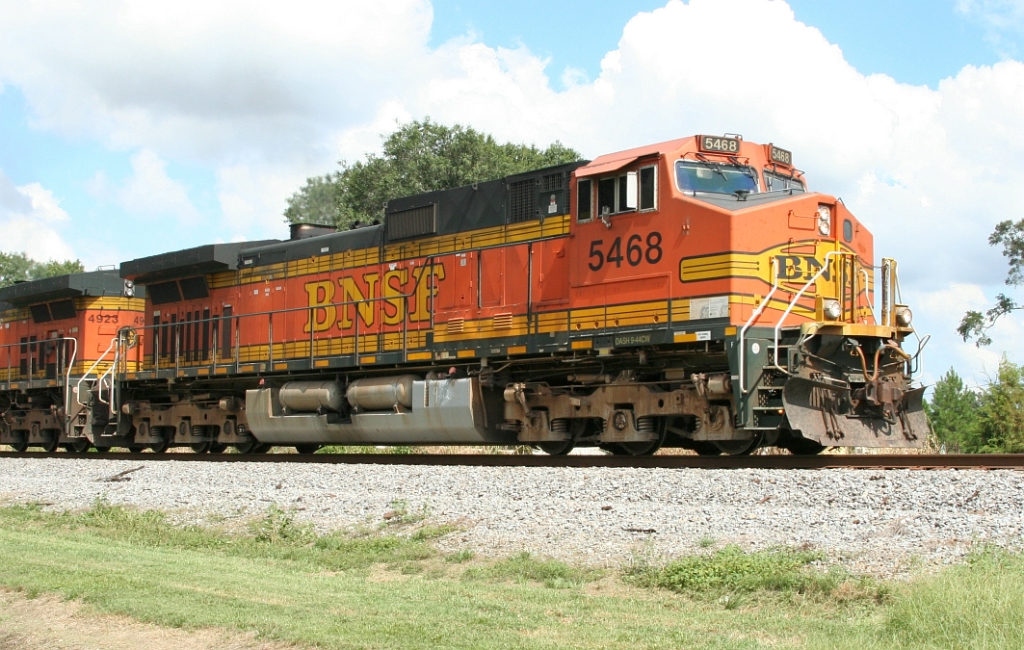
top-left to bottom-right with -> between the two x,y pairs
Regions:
72,328 -> 136,438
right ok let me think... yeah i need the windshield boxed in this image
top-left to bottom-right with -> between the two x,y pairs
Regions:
675,161 -> 759,195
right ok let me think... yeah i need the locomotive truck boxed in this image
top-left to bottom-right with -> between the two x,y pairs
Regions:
0,133 -> 929,455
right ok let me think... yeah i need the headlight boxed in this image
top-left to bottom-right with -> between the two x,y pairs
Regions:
123,280 -> 135,298
817,204 -> 831,236
896,306 -> 913,327
823,299 -> 842,320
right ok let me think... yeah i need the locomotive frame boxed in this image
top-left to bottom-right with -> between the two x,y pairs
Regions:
0,134 -> 929,455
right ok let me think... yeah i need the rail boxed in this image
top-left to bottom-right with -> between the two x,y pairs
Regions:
1,451 -> 1023,470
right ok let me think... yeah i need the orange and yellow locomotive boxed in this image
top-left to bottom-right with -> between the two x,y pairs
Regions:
1,134 -> 928,455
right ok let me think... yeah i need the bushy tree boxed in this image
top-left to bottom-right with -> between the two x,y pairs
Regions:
977,359 -> 1024,453
925,368 -> 982,452
284,119 -> 583,228
0,252 -> 84,289
959,219 -> 1024,346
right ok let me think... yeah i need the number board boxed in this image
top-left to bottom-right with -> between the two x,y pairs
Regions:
770,146 -> 793,166
699,135 -> 740,154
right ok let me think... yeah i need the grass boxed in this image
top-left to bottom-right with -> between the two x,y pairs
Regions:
0,502 -> 1023,649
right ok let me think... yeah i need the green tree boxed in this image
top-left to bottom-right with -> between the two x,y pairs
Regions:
284,119 -> 583,228
977,359 -> 1024,453
0,252 -> 85,289
925,368 -> 982,453
959,219 -> 1024,345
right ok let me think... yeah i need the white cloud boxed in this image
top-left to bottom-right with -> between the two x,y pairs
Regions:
117,150 -> 202,224
0,169 -> 77,262
217,164 -> 305,241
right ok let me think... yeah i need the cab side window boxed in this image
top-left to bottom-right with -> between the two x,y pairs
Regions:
577,178 -> 592,222
764,172 -> 805,193
639,166 -> 656,211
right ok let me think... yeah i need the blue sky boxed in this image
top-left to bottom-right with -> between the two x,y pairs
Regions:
1,0 -> 1024,382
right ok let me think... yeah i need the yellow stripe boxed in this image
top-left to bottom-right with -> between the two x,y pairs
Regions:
507,345 -> 527,355
314,359 -> 331,368
456,349 -> 476,358
273,362 -> 288,371
571,340 -> 593,350
406,351 -> 432,361
360,356 -> 376,364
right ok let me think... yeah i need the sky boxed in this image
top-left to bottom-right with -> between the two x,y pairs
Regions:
1,0 -> 1024,388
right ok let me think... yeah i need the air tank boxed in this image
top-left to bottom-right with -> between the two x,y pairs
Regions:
279,381 -> 346,413
346,375 -> 417,411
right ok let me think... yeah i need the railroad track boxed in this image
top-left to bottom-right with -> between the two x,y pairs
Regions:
1,451 -> 1022,470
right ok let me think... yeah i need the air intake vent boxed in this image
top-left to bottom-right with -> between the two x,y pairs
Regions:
508,179 -> 538,223
542,173 -> 563,191
179,276 -> 209,301
494,313 -> 513,329
447,318 -> 464,334
387,204 -> 437,241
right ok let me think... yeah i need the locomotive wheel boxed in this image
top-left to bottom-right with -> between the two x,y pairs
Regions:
94,446 -> 111,453
63,438 -> 91,453
784,437 -> 826,455
148,439 -> 170,453
41,436 -> 60,453
235,441 -> 271,454
713,433 -> 764,456
603,418 -> 667,456
209,443 -> 228,454
294,444 -> 322,454
538,440 -> 575,456
691,442 -> 722,456
191,441 -> 211,454
9,440 -> 28,452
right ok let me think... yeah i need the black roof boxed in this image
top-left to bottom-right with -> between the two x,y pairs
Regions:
120,241 -> 277,284
0,270 -> 130,306
239,161 -> 589,268
240,226 -> 382,269
385,161 -> 587,241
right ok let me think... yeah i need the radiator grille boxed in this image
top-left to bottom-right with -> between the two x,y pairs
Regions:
447,318 -> 465,334
494,313 -> 513,329
508,179 -> 537,223
387,204 -> 437,240
542,173 -> 563,191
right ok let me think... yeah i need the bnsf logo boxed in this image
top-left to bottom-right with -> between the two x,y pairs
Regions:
303,265 -> 445,333
775,255 -> 830,282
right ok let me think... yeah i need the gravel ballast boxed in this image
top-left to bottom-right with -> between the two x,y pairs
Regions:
1,457 -> 1022,577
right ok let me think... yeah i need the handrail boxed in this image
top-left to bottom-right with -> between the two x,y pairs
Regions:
76,336 -> 120,408
739,258 -> 780,394
142,255 -> 443,372
859,268 -> 876,323
61,337 -> 78,433
771,250 -> 844,374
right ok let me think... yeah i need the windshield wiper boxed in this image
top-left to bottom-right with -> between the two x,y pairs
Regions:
695,153 -> 729,180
